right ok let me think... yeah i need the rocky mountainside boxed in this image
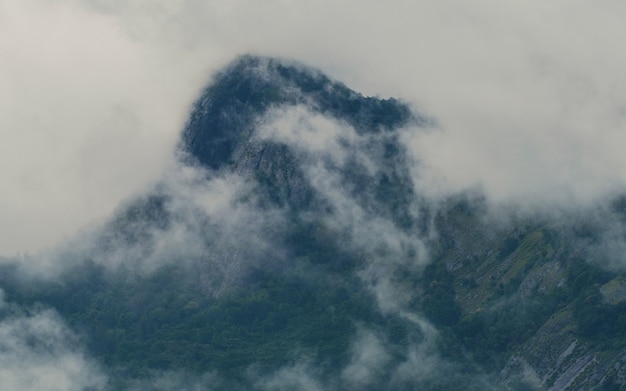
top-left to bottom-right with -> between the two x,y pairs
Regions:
1,55 -> 626,390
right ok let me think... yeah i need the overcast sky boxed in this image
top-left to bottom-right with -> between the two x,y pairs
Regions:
2,0 -> 626,255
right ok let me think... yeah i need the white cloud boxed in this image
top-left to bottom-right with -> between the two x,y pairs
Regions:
125,371 -> 220,391
4,0 -> 626,253
256,106 -> 357,167
256,106 -> 431,313
20,161 -> 288,290
341,329 -> 391,387
0,0 -> 208,255
0,292 -> 106,391
258,363 -> 325,391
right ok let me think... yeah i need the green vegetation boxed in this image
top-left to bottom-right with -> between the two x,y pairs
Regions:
4,194 -> 626,390
1,263 -> 362,376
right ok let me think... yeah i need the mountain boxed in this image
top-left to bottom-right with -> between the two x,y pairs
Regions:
2,55 -> 626,390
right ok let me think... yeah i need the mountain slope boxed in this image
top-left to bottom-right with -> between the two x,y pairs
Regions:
1,55 -> 626,390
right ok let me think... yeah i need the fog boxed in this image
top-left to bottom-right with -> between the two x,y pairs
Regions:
3,2 -> 626,389
4,0 -> 626,254
0,291 -> 106,391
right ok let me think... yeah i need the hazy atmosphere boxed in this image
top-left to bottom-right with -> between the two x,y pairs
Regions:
3,0 -> 626,255
4,2 -> 626,390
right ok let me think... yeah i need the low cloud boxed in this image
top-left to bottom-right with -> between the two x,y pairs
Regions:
0,291 -> 107,391
257,106 -> 430,313
341,329 -> 392,387
124,371 -> 221,391
258,364 -> 326,391
5,2 -> 626,389
252,320 -> 486,390
19,160 -> 290,293
5,0 -> 626,254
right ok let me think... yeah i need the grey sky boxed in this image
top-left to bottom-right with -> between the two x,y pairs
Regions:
3,0 -> 626,255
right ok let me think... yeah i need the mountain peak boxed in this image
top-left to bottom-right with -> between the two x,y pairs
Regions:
180,55 -> 414,170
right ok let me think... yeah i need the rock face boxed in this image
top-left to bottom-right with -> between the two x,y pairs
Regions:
2,55 -> 626,390
179,55 -> 418,211
429,195 -> 626,391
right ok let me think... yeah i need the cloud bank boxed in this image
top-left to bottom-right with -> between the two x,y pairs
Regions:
3,1 -> 626,255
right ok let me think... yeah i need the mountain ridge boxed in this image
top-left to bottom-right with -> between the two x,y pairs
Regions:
180,55 -> 415,170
